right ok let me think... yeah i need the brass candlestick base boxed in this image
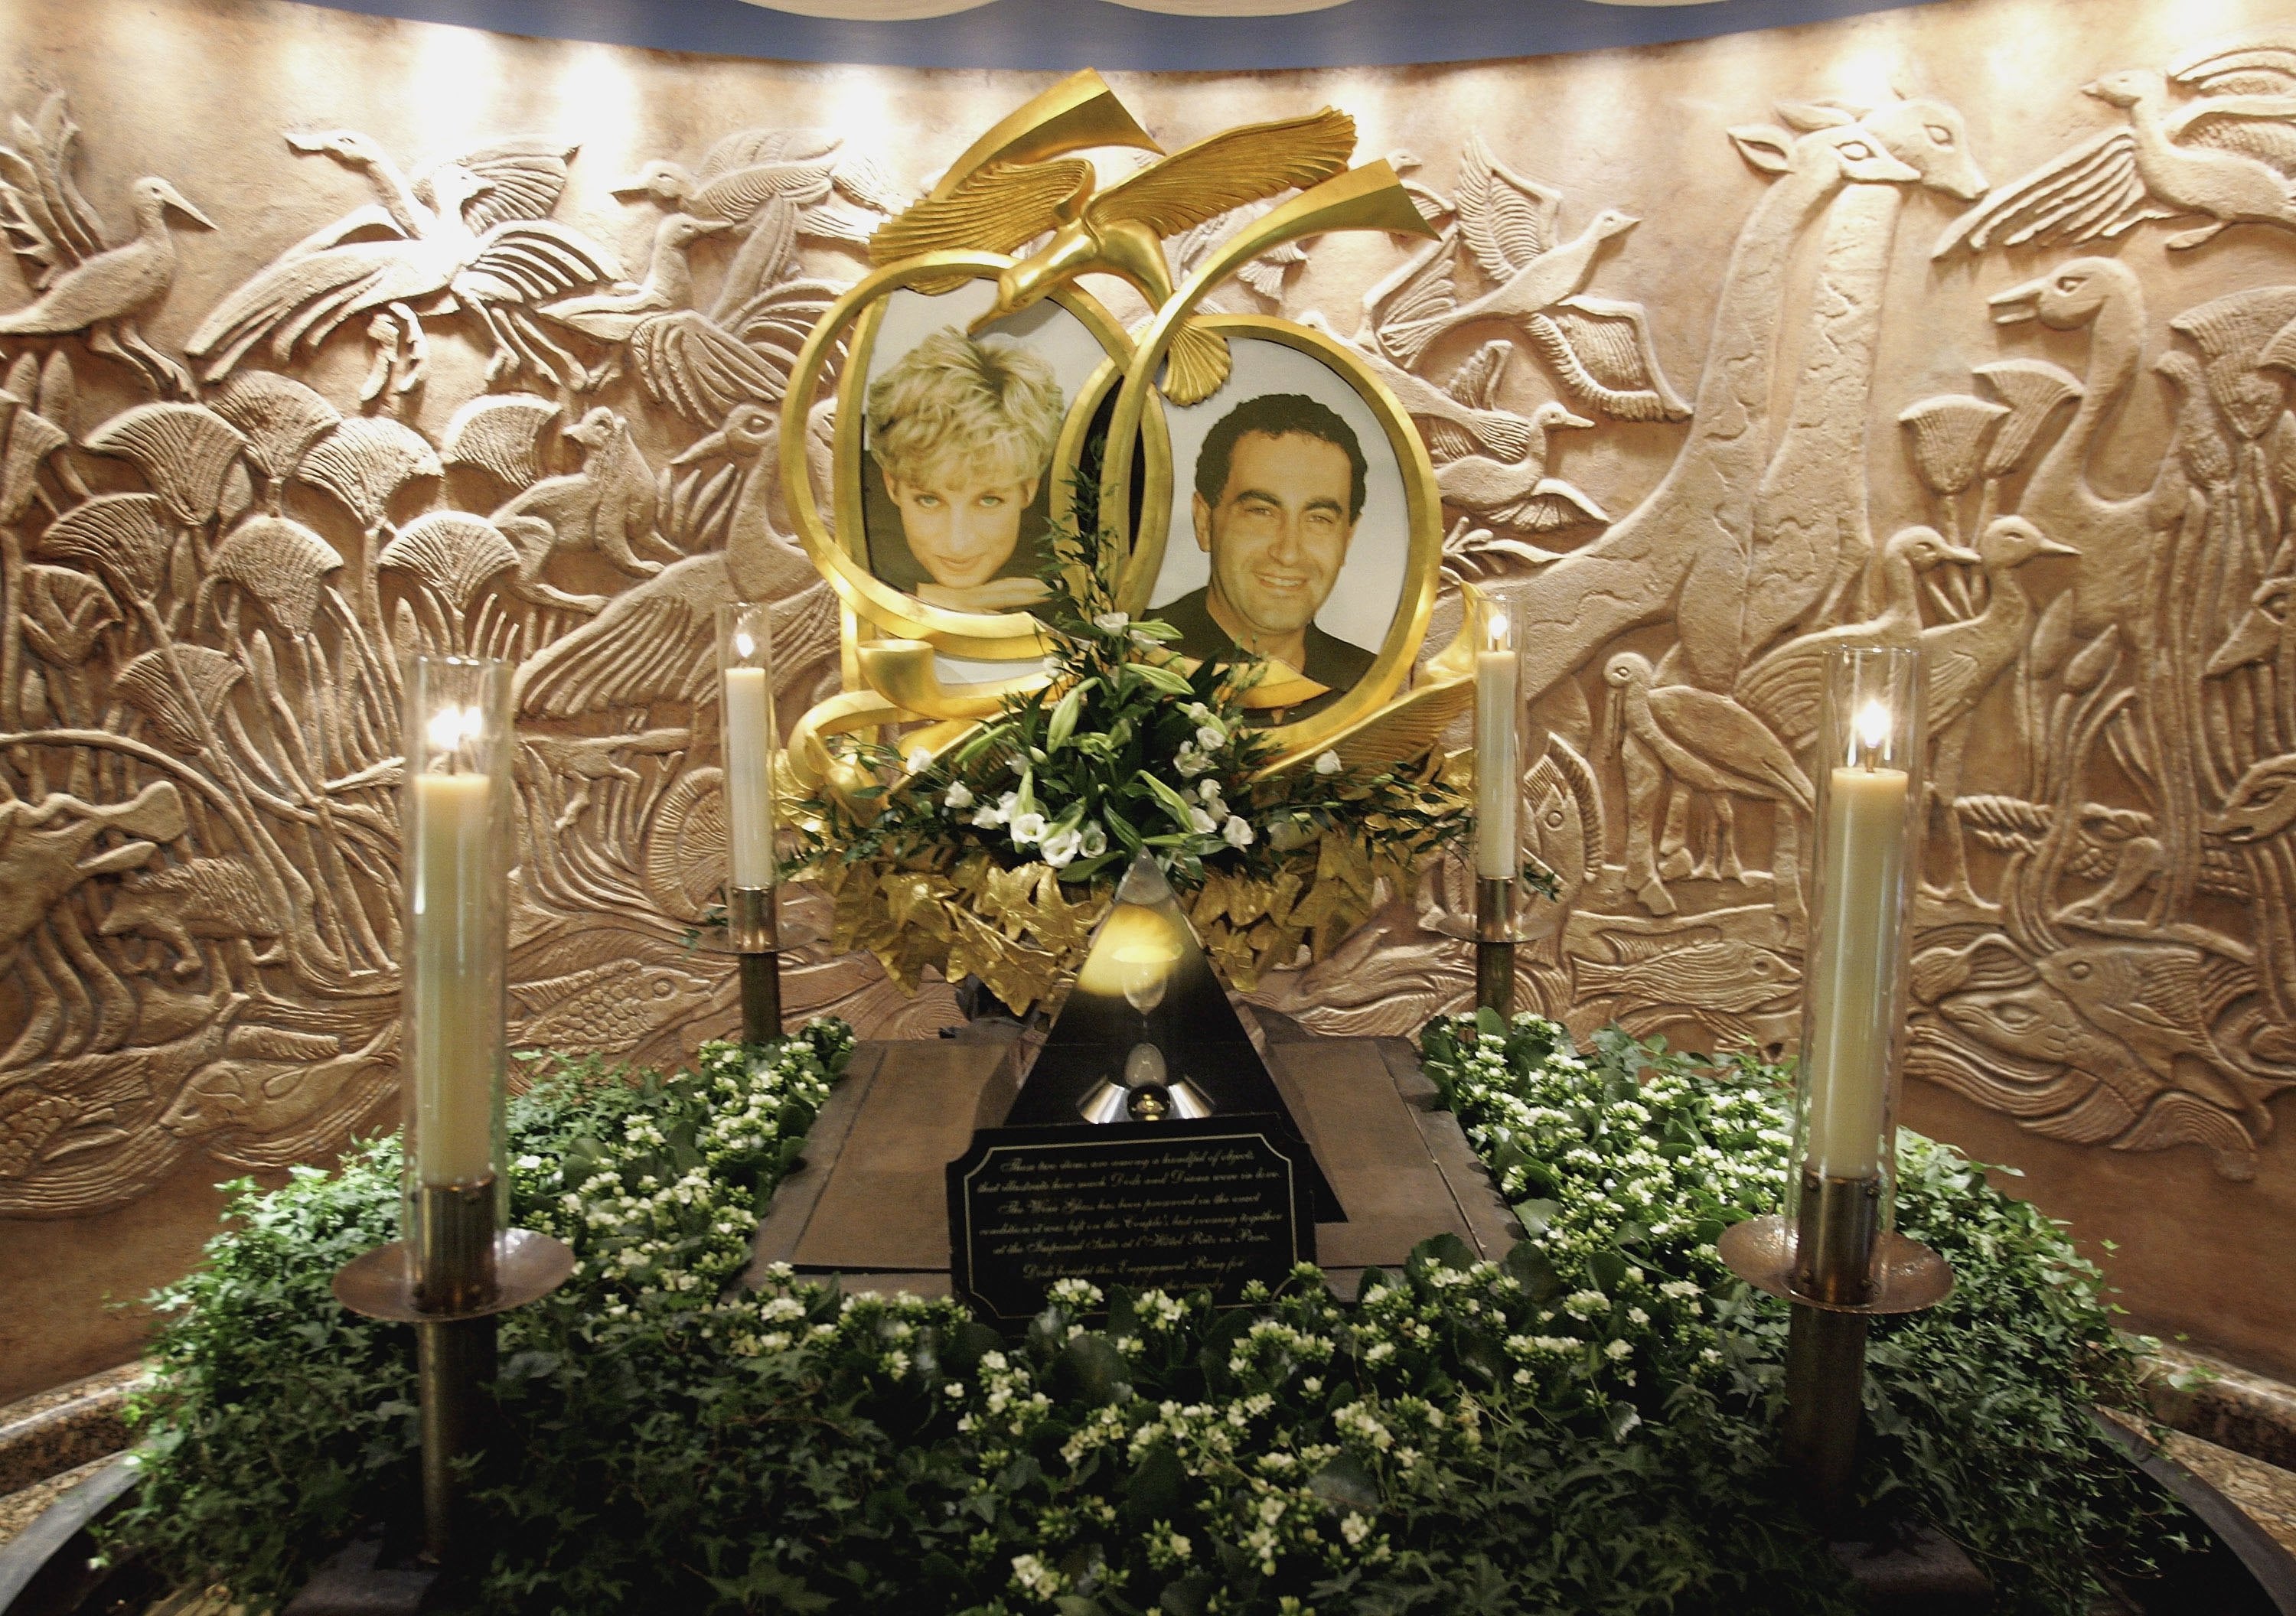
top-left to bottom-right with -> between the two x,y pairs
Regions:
1718,1171 -> 1954,1523
1474,875 -> 1515,1018
333,1181 -> 574,1564
727,883 -> 782,1045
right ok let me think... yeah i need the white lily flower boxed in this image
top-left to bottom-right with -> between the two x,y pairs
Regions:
1222,815 -> 1254,848
1009,811 -> 1049,845
1040,826 -> 1083,867
944,780 -> 975,810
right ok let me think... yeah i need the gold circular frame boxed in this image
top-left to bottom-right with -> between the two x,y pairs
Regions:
1101,312 -> 1443,761
781,252 -> 1160,662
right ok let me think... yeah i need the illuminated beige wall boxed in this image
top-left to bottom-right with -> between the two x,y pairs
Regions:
1,0 -> 2291,1396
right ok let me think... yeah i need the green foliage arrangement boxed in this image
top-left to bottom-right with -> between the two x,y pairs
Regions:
108,1016 -> 2187,1616
794,510 -> 1478,1007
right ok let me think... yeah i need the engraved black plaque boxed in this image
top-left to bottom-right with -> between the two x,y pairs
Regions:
947,1116 -> 1316,1321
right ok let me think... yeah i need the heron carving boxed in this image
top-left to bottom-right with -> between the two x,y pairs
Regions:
0,93 -> 214,396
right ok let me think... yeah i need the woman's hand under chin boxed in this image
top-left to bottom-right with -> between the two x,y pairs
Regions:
916,576 -> 1052,612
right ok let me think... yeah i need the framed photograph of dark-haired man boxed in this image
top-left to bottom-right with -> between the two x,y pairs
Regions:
1140,318 -> 1440,736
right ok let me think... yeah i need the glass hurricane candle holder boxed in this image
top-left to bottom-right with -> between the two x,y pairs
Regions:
718,603 -> 782,1041
1788,643 -> 1925,1293
1472,588 -> 1527,1014
400,653 -> 514,1311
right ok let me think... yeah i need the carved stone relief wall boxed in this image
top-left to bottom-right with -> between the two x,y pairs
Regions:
1,0 -> 2292,1396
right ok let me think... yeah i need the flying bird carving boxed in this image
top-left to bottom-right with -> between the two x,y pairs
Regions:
869,106 -> 1358,404
615,126 -> 902,245
1363,135 -> 1685,421
0,93 -> 214,396
188,131 -> 622,391
1936,40 -> 2296,258
1376,135 -> 1642,373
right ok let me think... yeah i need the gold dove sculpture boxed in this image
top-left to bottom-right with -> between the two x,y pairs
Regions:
869,106 -> 1358,404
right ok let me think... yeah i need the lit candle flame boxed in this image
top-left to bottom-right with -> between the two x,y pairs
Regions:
1853,699 -> 1891,761
733,630 -> 756,661
1482,602 -> 1512,654
426,702 -> 484,758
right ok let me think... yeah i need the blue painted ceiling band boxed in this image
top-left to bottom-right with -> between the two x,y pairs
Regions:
285,0 -> 1952,72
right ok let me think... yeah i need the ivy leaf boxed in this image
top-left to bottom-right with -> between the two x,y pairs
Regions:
1502,1239 -> 1563,1302
1058,1333 -> 1133,1407
1125,1442 -> 1185,1522
1588,1249 -> 1629,1294
1407,1233 -> 1476,1279
1306,1454 -> 1382,1514
1511,1198 -> 1560,1238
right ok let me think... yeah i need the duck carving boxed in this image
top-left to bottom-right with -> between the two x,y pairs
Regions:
1936,38 -> 2296,256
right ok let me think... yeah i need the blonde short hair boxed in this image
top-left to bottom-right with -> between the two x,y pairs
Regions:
866,328 -> 1065,490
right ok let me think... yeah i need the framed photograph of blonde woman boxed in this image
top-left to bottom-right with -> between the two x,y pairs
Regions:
858,284 -> 1114,617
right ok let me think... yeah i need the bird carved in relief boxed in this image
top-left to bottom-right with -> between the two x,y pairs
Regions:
1298,318 -> 1540,462
1376,136 -> 1641,367
188,131 -> 622,391
540,212 -> 731,345
614,127 -> 902,245
1919,515 -> 2078,904
869,106 -> 1358,404
1936,37 -> 2296,257
1435,399 -> 1608,536
0,94 -> 214,397
1735,526 -> 1983,750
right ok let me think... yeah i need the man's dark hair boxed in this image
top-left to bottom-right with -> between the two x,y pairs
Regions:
1193,392 -> 1368,521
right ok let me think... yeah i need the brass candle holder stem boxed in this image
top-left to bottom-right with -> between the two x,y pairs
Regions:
334,1178 -> 574,1568
1474,876 -> 1514,1018
1717,1165 -> 1953,1524
727,883 -> 781,1046
1782,1171 -> 1881,1521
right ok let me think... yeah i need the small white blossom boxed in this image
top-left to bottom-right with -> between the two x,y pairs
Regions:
1188,806 -> 1217,834
1222,814 -> 1254,848
1008,811 -> 1049,845
1094,611 -> 1130,631
1195,722 -> 1225,751
905,747 -> 931,774
1315,749 -> 1342,775
1040,826 -> 1083,867
944,780 -> 975,810
1173,742 -> 1210,777
1079,823 -> 1107,858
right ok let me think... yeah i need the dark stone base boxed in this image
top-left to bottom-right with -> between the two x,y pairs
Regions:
750,1026 -> 1521,1296
1832,1529 -> 1989,1613
282,1533 -> 443,1616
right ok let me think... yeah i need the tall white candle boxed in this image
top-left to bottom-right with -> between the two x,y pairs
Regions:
411,769 -> 494,1186
722,665 -> 775,888
1802,735 -> 1910,1178
1474,611 -> 1518,880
